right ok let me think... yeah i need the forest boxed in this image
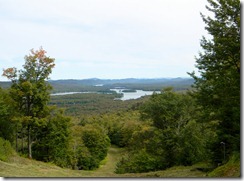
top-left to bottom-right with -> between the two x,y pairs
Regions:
0,0 -> 240,177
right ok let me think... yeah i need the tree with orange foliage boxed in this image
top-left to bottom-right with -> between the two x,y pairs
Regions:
2,47 -> 55,159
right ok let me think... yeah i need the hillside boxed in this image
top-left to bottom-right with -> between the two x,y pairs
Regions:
0,146 -> 208,178
50,77 -> 194,92
49,77 -> 193,85
0,145 -> 240,178
0,146 -> 123,177
0,77 -> 194,93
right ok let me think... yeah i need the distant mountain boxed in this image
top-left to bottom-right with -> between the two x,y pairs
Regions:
49,77 -> 194,86
0,77 -> 194,92
0,81 -> 11,89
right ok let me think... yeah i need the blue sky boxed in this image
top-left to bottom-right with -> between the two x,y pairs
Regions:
0,0 -> 211,81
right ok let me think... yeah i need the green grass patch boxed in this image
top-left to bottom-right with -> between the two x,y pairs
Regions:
120,164 -> 208,177
208,152 -> 240,177
0,145 -> 209,178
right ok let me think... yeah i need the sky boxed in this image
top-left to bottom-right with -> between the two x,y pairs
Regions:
0,0 -> 212,81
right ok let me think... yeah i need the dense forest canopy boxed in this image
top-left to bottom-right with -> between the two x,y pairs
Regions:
0,0 -> 240,177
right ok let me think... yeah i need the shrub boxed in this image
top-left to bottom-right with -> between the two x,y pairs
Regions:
0,137 -> 14,162
115,149 -> 165,174
76,125 -> 110,170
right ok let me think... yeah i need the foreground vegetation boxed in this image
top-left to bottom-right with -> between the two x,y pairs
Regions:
0,144 -> 123,177
0,142 -> 239,177
0,0 -> 240,178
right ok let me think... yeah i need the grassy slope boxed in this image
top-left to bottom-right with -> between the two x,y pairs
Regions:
0,146 -> 122,177
0,145 -> 239,178
0,156 -> 83,177
0,146 -> 208,178
5,146 -> 240,178
207,153 -> 240,177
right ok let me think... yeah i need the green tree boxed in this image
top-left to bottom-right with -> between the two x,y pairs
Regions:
32,109 -> 72,167
2,47 -> 55,158
0,88 -> 16,143
140,88 -> 195,131
77,125 -> 110,170
189,0 -> 240,163
115,89 -> 204,173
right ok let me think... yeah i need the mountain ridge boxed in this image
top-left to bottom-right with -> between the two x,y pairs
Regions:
48,77 -> 193,85
0,77 -> 194,92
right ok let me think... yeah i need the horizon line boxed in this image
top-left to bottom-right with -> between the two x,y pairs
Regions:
0,76 -> 193,82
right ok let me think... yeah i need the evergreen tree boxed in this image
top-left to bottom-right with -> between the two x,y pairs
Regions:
189,0 -> 240,163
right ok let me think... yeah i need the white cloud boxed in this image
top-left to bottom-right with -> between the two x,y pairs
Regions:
0,0 -> 209,80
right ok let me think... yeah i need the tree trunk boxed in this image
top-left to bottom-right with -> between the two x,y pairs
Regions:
15,130 -> 18,152
21,129 -> 24,153
28,124 -> 32,159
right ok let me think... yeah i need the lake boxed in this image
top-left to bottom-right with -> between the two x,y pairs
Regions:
51,89 -> 159,101
110,89 -> 158,101
51,92 -> 93,96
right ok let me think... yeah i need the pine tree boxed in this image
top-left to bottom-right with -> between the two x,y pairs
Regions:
189,0 -> 240,162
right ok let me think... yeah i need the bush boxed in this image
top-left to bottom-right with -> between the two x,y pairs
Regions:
76,125 -> 110,170
77,146 -> 100,170
115,149 -> 165,174
0,137 -> 14,162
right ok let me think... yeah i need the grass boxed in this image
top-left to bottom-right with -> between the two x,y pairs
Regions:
121,163 -> 208,178
2,146 -> 239,178
0,156 -> 81,177
207,152 -> 240,177
0,145 -> 124,177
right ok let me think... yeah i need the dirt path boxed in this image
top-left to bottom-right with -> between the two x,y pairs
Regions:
84,145 -> 125,177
